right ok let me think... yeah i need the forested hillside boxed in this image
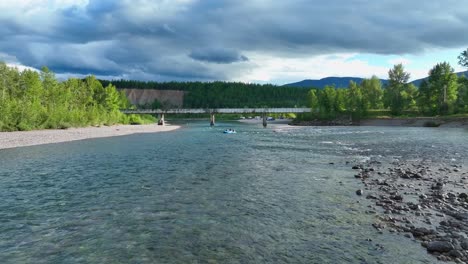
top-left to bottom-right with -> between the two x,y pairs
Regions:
102,80 -> 310,108
284,71 -> 468,89
285,77 -> 389,89
183,83 -> 308,108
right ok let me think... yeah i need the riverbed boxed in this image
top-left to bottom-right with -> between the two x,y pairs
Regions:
1,121 -> 466,263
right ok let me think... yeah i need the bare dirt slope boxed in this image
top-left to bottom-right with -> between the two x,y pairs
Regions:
121,89 -> 185,107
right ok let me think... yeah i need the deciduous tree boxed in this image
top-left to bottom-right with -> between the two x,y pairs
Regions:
418,62 -> 458,115
361,76 -> 383,109
385,64 -> 411,115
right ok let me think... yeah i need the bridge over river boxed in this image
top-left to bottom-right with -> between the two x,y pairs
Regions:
122,108 -> 311,127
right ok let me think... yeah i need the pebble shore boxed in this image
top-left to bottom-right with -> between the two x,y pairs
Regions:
0,124 -> 180,150
353,160 -> 468,263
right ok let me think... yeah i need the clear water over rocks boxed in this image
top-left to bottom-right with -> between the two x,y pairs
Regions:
1,122 -> 466,263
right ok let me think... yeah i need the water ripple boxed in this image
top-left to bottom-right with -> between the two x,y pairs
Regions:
1,122 -> 464,263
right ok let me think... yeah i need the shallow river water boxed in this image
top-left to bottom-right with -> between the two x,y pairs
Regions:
1,122 -> 467,263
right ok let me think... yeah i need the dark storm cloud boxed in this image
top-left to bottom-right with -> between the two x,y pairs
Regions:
189,48 -> 248,64
0,0 -> 467,80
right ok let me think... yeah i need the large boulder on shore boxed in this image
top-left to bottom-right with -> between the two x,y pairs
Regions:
427,241 -> 454,253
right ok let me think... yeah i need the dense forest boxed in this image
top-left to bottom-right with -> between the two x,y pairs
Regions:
183,83 -> 309,108
0,63 -> 154,132
101,80 -> 310,108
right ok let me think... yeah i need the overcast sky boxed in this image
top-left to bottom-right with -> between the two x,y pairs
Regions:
1,0 -> 467,84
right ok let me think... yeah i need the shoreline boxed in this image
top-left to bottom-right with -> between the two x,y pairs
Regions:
352,159 -> 468,262
0,124 -> 180,150
291,117 -> 468,128
237,118 -> 293,125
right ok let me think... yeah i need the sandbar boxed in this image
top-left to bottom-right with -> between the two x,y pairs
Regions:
0,124 -> 180,150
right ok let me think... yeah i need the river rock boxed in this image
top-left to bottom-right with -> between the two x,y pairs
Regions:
449,249 -> 464,258
411,227 -> 435,238
351,160 -> 468,262
390,194 -> 403,201
432,182 -> 444,190
427,241 -> 454,253
450,212 -> 468,221
460,239 -> 468,250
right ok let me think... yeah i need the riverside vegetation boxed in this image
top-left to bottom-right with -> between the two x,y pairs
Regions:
298,49 -> 468,122
105,49 -> 468,124
0,63 -> 155,132
1,49 -> 468,131
297,61 -> 468,123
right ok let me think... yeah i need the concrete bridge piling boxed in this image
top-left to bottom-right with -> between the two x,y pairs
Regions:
210,113 -> 215,127
157,113 -> 165,126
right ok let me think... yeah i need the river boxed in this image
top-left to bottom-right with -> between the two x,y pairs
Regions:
1,121 -> 467,263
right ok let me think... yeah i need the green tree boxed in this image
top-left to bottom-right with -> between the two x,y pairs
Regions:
320,86 -> 337,119
335,89 -> 346,114
361,76 -> 383,109
385,64 -> 411,115
0,63 -> 140,131
418,62 -> 458,115
307,89 -> 319,112
455,75 -> 468,113
458,48 -> 468,68
346,81 -> 365,120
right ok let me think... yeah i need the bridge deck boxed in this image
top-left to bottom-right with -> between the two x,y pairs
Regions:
122,108 -> 311,114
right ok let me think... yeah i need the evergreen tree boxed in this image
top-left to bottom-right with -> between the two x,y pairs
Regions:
458,48 -> 468,68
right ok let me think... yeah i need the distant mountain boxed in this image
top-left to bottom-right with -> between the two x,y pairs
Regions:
284,77 -> 388,89
284,70 -> 468,89
410,70 -> 468,87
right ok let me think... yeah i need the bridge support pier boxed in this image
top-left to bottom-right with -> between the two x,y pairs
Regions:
262,113 -> 267,128
158,113 -> 165,126
210,113 -> 215,127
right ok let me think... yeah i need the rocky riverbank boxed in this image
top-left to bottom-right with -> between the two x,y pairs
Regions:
352,159 -> 468,263
0,124 -> 180,150
292,117 -> 468,128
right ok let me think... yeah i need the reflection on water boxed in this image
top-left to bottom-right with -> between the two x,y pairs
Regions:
1,122 -> 466,263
